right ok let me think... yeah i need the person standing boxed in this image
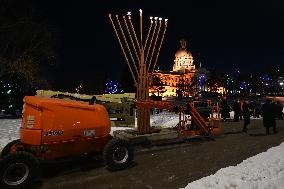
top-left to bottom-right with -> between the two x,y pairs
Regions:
276,101 -> 283,120
220,97 -> 230,122
233,99 -> 241,122
254,99 -> 262,118
261,99 -> 277,135
242,100 -> 250,132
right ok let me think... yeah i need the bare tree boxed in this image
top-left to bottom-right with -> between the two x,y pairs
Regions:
176,73 -> 197,98
150,75 -> 166,97
207,71 -> 223,93
0,0 -> 58,88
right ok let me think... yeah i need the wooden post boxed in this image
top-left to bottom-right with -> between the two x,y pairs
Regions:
137,50 -> 150,133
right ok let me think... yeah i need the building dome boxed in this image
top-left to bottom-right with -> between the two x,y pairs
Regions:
173,39 -> 195,72
174,49 -> 192,58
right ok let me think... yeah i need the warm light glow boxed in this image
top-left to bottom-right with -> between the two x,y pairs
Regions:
207,87 -> 226,94
173,39 -> 195,72
165,18 -> 168,22
127,12 -> 131,16
154,17 -> 158,20
159,17 -> 162,21
150,16 -> 153,19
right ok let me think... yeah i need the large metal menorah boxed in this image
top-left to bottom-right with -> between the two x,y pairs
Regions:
109,9 -> 168,134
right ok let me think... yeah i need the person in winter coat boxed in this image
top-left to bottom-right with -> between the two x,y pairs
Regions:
254,100 -> 262,118
276,101 -> 283,120
242,100 -> 250,132
220,97 -> 230,122
261,99 -> 277,135
233,99 -> 241,122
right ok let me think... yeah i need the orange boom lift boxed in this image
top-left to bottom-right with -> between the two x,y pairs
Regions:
0,96 -> 134,188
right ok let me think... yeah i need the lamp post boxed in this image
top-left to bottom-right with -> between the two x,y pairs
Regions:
108,10 -> 168,134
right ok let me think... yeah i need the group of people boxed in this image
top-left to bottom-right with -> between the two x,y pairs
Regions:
220,97 -> 283,135
232,99 -> 262,121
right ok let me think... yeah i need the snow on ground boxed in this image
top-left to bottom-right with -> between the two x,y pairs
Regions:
149,110 -> 263,129
150,111 -> 179,128
181,142 -> 284,189
0,119 -> 21,150
109,126 -> 131,136
1,113 -> 284,189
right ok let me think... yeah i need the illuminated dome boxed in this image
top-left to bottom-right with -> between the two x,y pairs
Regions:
174,49 -> 192,58
173,39 -> 195,72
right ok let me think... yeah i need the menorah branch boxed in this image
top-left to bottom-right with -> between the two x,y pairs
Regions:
151,22 -> 168,73
145,19 -> 158,64
148,19 -> 162,73
123,16 -> 140,64
108,14 -> 137,86
115,15 -> 139,76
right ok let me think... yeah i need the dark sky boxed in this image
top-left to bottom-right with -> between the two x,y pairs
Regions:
40,0 -> 284,92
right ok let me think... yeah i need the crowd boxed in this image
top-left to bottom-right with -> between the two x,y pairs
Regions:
220,97 -> 283,135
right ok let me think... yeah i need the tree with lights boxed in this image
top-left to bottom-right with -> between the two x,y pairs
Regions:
224,73 -> 238,96
104,80 -> 121,94
0,77 -> 28,116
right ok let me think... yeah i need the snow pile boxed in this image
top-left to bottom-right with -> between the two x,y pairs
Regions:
181,142 -> 284,189
110,126 -> 132,135
0,119 -> 21,150
150,111 -> 179,128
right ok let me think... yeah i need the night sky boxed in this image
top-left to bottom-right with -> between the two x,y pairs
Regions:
39,0 -> 284,92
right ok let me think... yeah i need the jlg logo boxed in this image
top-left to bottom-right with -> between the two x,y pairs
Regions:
44,130 -> 64,137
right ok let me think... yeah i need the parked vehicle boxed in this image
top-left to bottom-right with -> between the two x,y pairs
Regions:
0,96 -> 134,188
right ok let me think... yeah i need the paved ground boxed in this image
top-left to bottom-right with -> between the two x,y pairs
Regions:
32,119 -> 284,189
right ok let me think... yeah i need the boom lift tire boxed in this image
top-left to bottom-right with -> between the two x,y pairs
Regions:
0,151 -> 40,189
103,139 -> 134,171
1,139 -> 21,158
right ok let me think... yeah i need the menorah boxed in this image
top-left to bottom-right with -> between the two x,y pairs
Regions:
108,9 -> 168,134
